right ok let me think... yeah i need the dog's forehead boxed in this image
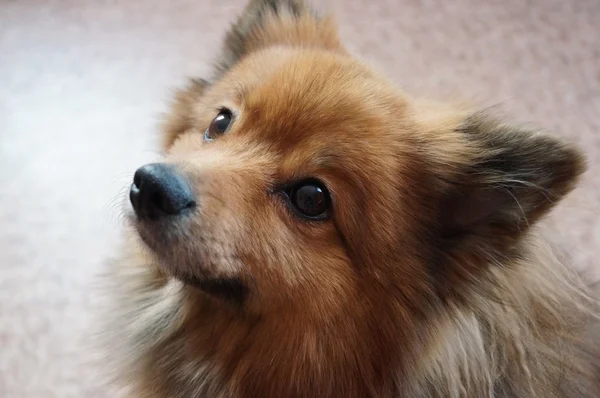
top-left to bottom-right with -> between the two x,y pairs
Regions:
230,48 -> 395,150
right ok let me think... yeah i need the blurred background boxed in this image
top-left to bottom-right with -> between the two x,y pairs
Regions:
0,0 -> 598,396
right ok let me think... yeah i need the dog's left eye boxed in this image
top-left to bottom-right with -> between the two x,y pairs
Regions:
204,109 -> 233,141
289,180 -> 331,219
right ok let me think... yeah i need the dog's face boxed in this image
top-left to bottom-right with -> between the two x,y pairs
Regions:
125,0 -> 584,372
131,47 -> 426,316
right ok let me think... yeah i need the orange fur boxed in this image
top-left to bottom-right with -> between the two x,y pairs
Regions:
101,1 -> 599,397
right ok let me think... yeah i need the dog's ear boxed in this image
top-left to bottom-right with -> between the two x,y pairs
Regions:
438,113 -> 585,248
214,0 -> 343,77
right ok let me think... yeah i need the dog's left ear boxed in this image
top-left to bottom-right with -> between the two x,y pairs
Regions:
162,78 -> 209,149
214,0 -> 343,77
439,113 -> 586,246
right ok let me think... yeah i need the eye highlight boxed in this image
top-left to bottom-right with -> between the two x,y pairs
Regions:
286,179 -> 331,220
204,108 -> 233,141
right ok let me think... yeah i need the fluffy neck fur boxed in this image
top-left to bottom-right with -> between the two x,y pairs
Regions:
101,231 -> 599,398
413,233 -> 599,397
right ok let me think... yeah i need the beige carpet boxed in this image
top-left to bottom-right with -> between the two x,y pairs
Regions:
1,0 -> 598,396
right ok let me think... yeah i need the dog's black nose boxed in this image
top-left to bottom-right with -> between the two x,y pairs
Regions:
130,163 -> 195,220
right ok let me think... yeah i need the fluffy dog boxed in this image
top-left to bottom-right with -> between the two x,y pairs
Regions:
102,1 -> 600,396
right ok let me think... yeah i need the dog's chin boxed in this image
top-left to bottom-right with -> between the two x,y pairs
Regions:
125,210 -> 248,305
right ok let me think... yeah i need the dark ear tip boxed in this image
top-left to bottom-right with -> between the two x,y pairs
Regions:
527,131 -> 587,184
461,112 -> 587,194
561,139 -> 586,174
550,138 -> 587,195
444,113 -> 588,237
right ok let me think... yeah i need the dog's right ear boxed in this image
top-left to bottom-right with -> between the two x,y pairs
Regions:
214,0 -> 343,77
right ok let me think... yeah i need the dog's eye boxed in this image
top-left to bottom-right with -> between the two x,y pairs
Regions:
204,109 -> 233,141
290,181 -> 330,219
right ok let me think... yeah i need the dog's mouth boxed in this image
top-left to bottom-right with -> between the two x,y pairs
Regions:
131,218 -> 248,306
176,272 -> 249,305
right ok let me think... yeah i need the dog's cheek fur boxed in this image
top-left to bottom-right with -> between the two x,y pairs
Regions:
165,128 -> 355,315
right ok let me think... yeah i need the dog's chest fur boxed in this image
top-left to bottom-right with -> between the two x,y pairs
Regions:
104,242 -> 600,398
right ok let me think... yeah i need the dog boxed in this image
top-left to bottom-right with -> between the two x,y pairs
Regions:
102,0 -> 600,396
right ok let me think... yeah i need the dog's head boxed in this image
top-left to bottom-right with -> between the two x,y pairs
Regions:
126,0 -> 585,369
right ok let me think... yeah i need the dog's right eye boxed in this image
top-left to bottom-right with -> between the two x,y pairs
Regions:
204,108 -> 233,141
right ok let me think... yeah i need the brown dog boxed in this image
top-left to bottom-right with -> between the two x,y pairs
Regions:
102,1 -> 600,396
